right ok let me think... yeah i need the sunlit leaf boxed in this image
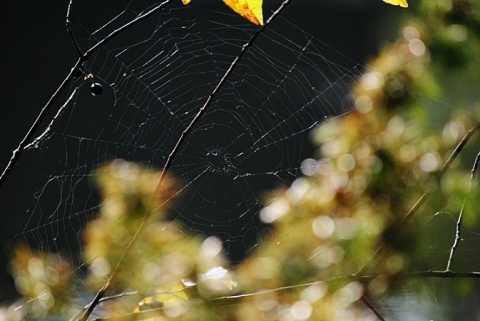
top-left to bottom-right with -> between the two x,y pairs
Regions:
223,0 -> 263,25
383,0 -> 408,8
182,0 -> 263,25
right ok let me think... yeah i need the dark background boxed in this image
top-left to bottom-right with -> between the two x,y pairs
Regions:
0,0 -> 403,302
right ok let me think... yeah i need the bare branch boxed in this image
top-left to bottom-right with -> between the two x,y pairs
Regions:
71,281 -> 110,321
362,270 -> 480,279
355,122 -> 480,277
402,122 -> 480,224
362,296 -> 385,321
445,151 -> 480,271
87,269 -> 480,321
25,87 -> 79,150
0,0 -> 175,190
66,0 -> 83,57
90,308 -> 164,321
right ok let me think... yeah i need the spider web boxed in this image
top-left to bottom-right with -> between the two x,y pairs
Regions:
7,0 -> 479,319
9,0 -> 361,264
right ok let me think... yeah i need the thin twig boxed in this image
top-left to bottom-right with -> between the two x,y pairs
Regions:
98,291 -> 139,303
88,269 -> 480,320
66,0 -> 83,57
438,123 -> 480,177
83,269 -> 480,321
72,281 -> 110,321
72,217 -> 146,321
0,0 -> 175,190
220,270 -> 480,299
0,57 -> 83,190
355,122 -> 480,277
402,122 -> 480,224
83,1 -> 173,58
25,87 -> 79,150
362,296 -> 385,321
156,0 -> 293,187
402,270 -> 480,278
445,151 -> 480,271
90,307 -> 165,321
361,270 -> 480,279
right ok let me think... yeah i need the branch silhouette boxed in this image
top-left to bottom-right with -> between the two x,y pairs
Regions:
0,0 -> 176,190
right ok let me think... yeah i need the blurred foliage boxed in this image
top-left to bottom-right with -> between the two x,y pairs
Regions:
4,0 -> 480,320
7,244 -> 73,319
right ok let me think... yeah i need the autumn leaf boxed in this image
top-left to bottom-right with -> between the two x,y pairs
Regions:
182,0 -> 263,25
223,0 -> 263,25
383,0 -> 408,7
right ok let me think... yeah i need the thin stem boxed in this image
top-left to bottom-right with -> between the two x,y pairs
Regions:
361,270 -> 480,279
84,269 -> 480,321
73,281 -> 111,321
156,0 -> 292,188
89,270 -> 480,320
98,291 -> 139,303
222,270 -> 480,299
25,87 -> 80,150
83,0 -> 175,58
438,123 -> 480,177
356,122 -> 480,277
90,307 -> 165,321
402,122 -> 480,224
72,217 -> 146,321
445,151 -> 480,271
362,296 -> 385,321
66,0 -> 83,57
0,58 -> 84,190
445,200 -> 466,272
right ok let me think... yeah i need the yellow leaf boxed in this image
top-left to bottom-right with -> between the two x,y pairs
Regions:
133,283 -> 190,320
182,0 -> 191,4
383,0 -> 408,8
223,0 -> 264,25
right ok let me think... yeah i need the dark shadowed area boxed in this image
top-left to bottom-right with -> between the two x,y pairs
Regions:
0,0 -> 403,303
